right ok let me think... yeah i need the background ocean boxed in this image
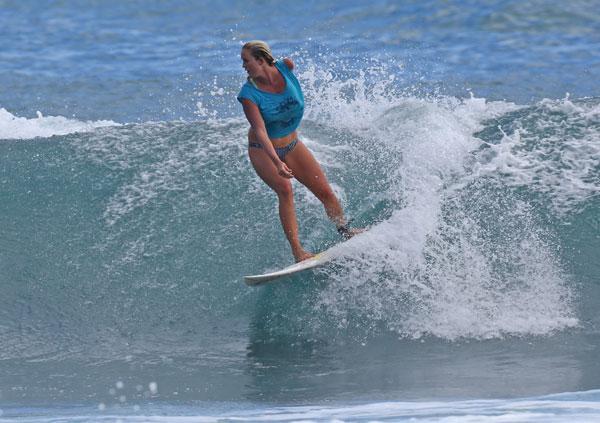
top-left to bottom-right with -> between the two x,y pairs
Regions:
1,0 -> 599,421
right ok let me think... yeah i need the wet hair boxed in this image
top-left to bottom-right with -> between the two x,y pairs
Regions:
242,40 -> 275,66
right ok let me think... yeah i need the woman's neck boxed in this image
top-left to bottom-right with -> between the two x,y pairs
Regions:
253,65 -> 277,86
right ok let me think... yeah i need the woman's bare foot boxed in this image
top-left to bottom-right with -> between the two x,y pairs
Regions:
338,225 -> 366,240
293,249 -> 315,262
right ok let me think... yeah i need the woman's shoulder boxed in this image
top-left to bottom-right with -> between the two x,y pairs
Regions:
237,80 -> 261,104
239,79 -> 259,92
275,58 -> 294,72
282,57 -> 294,71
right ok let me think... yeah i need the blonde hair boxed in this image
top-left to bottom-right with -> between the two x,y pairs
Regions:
242,40 -> 275,66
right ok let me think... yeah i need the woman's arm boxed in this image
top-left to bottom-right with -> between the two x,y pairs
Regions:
241,99 -> 293,178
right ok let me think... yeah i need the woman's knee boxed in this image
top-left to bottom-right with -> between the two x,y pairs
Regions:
273,181 -> 293,199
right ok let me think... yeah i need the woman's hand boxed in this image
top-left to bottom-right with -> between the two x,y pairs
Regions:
276,160 -> 294,178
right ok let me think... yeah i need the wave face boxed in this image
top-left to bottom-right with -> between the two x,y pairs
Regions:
2,83 -> 595,351
2,67 -> 599,408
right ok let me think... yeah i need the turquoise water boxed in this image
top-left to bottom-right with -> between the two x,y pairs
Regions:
1,1 -> 600,421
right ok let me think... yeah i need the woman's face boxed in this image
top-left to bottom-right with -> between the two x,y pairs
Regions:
241,49 -> 262,78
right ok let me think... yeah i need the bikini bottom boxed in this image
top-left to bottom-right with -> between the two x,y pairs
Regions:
248,138 -> 298,161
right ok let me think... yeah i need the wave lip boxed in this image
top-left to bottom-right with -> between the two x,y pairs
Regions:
0,108 -> 119,140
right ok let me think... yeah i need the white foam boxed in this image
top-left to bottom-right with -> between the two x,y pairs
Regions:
0,108 -> 118,140
94,120 -> 247,228
295,62 -> 577,339
4,390 -> 600,422
472,97 -> 600,215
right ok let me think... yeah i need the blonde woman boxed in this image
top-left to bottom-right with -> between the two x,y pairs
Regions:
237,40 -> 359,262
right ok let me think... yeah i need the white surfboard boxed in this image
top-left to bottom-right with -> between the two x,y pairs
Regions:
244,249 -> 335,286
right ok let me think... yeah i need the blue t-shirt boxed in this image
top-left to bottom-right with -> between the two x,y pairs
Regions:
237,60 -> 304,139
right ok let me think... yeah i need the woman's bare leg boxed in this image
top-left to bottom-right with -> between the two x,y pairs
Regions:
284,140 -> 346,227
248,146 -> 314,262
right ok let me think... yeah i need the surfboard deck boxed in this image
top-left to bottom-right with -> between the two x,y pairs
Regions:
244,249 -> 335,286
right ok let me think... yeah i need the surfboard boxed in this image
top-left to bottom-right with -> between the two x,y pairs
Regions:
244,216 -> 374,286
244,249 -> 336,286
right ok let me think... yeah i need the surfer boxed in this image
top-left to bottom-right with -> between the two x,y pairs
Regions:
237,40 -> 359,262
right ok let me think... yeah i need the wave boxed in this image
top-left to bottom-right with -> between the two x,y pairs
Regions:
0,108 -> 119,140
470,96 -> 600,215
1,84 -> 598,360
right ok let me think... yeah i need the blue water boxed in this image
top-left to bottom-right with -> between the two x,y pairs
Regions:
1,1 -> 600,422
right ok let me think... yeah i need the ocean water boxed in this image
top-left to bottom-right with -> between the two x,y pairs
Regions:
1,1 -> 599,422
